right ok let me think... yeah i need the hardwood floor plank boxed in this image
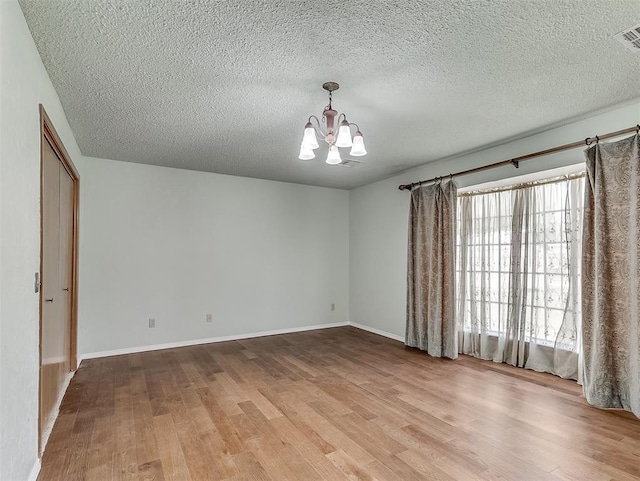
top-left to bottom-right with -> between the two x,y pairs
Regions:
239,400 -> 326,480
245,389 -> 284,420
190,405 -> 238,479
246,435 -> 301,481
134,459 -> 165,481
84,415 -> 115,480
301,401 -> 377,466
325,449 -> 378,481
113,385 -> 137,481
38,327 -> 640,481
196,387 -> 245,455
314,379 -> 378,420
231,451 -> 272,481
172,407 -> 224,480
271,390 -> 337,456
152,414 -> 193,481
268,415 -> 350,480
85,446 -> 114,481
59,431 -> 92,481
215,371 -> 251,406
397,449 -> 479,481
132,393 -> 159,466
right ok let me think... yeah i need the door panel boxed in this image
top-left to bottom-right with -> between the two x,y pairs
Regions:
59,165 -> 73,373
40,137 -> 69,446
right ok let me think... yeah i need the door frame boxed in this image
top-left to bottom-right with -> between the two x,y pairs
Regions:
38,105 -> 80,453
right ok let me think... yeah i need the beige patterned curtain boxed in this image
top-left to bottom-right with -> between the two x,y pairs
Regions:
583,133 -> 640,418
406,180 -> 457,359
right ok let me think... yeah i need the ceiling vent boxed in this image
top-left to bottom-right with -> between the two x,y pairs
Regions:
614,22 -> 640,53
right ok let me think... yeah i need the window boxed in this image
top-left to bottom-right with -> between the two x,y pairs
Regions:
456,174 -> 584,377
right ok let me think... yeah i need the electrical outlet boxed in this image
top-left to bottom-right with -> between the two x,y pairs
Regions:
206,313 -> 213,323
149,318 -> 156,328
331,303 -> 335,311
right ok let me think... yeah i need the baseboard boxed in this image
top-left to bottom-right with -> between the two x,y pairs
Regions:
28,459 -> 41,481
79,321 -> 407,362
348,322 -> 405,343
79,322 -> 349,361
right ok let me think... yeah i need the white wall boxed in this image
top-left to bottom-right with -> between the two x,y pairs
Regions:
78,158 -> 349,356
349,102 -> 640,339
0,2 -> 83,480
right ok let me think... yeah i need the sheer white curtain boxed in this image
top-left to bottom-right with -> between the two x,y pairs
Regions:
457,175 -> 584,379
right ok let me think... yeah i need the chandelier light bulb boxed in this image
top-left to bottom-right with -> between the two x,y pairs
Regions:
301,123 -> 319,150
335,120 -> 353,148
325,145 -> 342,165
299,146 -> 315,160
349,131 -> 367,156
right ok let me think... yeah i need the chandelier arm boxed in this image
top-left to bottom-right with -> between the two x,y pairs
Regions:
307,115 -> 327,140
348,122 -> 361,132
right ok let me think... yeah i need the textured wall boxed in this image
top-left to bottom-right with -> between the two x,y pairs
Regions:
0,2 -> 83,480
349,101 -> 640,339
78,158 -> 349,356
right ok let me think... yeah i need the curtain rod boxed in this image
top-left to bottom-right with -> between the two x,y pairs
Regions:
398,124 -> 640,191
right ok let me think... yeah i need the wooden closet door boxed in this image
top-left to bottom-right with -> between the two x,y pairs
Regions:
59,165 -> 74,372
40,137 -> 70,446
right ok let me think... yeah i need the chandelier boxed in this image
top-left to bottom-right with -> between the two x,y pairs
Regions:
298,82 -> 367,164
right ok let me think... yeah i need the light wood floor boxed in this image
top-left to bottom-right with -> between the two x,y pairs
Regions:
39,326 -> 640,481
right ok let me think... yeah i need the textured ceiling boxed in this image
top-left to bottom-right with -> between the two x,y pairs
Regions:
19,0 -> 640,189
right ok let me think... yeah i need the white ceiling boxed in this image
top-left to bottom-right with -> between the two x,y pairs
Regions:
19,0 -> 640,190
